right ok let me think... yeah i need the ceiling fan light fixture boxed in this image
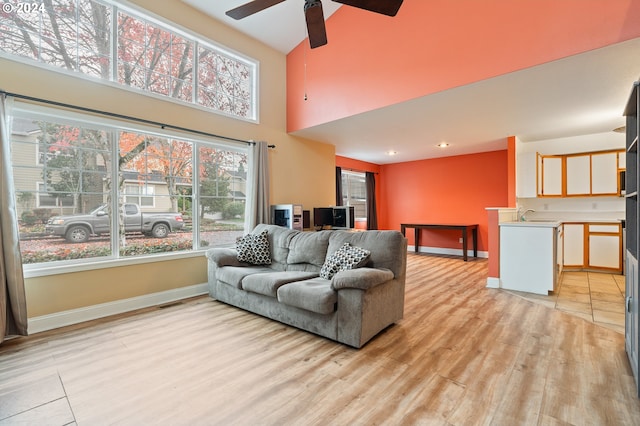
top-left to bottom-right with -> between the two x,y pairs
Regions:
225,0 -> 404,48
304,0 -> 327,48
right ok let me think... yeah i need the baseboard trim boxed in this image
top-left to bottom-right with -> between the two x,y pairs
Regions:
486,277 -> 501,288
407,245 -> 489,259
28,283 -> 209,335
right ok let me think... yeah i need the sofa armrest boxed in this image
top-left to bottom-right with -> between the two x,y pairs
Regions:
331,267 -> 395,291
206,248 -> 246,268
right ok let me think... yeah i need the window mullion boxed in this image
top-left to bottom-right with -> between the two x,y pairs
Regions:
110,129 -> 120,258
193,40 -> 199,106
192,142 -> 200,249
111,3 -> 118,82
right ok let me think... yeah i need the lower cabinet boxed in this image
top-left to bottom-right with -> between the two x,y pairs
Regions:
588,224 -> 622,270
563,223 -> 585,267
563,222 -> 623,273
500,223 -> 560,295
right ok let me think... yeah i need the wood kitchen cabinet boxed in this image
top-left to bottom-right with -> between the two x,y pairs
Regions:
562,222 -> 622,273
566,154 -> 591,195
563,223 -> 585,267
537,154 -> 562,196
591,152 -> 619,195
537,149 -> 625,197
587,223 -> 622,271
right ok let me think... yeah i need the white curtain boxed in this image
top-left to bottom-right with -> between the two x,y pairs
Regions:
245,141 -> 270,230
0,94 -> 28,343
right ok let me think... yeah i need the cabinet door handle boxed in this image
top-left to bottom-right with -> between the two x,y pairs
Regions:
627,296 -> 632,313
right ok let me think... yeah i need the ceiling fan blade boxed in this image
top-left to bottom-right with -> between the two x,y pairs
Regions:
305,1 -> 327,49
226,0 -> 286,20
332,0 -> 404,16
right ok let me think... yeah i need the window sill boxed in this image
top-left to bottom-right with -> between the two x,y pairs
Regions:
23,249 -> 209,278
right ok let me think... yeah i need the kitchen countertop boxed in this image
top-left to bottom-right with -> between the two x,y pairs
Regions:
500,221 -> 561,228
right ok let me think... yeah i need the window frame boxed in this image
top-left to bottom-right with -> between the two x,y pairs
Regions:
11,101 -> 250,277
0,0 -> 260,122
341,170 -> 368,221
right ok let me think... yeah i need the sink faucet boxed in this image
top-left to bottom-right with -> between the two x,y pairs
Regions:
519,208 -> 535,221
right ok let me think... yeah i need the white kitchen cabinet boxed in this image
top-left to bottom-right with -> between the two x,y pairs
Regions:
566,154 -> 591,195
538,155 -> 562,196
563,223 -> 585,267
587,223 -> 622,271
517,152 -> 537,198
563,222 -> 622,273
535,149 -> 625,197
500,221 -> 560,295
591,152 -> 619,195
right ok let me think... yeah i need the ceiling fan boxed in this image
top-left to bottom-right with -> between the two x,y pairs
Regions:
226,0 -> 404,49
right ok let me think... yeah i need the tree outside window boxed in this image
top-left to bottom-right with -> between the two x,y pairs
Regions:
10,109 -> 248,266
0,0 -> 256,120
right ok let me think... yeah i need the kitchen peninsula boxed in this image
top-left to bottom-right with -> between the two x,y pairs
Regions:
499,221 -> 562,295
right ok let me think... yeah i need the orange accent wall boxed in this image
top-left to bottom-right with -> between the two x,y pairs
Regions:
486,210 -> 501,278
287,0 -> 640,132
379,150 -> 509,252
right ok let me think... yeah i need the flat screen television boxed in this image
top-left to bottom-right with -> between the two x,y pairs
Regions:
313,207 -> 334,228
332,206 -> 355,229
313,206 -> 355,229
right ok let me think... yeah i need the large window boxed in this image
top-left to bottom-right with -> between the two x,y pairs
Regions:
0,0 -> 257,120
10,103 -> 248,266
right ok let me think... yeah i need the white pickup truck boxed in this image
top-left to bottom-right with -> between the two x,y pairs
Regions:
45,203 -> 184,243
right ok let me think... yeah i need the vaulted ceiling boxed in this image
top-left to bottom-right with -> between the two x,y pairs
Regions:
183,0 -> 640,164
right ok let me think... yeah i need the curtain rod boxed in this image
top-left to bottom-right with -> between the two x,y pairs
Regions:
0,90 -> 275,148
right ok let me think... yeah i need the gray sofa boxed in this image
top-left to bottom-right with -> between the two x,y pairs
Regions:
205,224 -> 407,348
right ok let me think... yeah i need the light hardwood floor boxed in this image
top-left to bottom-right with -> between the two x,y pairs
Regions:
1,253 -> 640,425
504,270 -> 626,334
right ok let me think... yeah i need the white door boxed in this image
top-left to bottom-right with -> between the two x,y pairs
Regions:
566,154 -> 591,195
563,223 -> 585,267
540,156 -> 562,196
588,224 -> 621,270
591,152 -> 619,195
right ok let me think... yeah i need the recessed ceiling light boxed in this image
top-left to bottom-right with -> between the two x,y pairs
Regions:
437,142 -> 449,148
386,150 -> 397,156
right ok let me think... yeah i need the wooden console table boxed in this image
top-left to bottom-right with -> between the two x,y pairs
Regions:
400,223 -> 478,261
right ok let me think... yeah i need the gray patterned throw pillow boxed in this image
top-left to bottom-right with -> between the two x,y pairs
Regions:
320,242 -> 370,280
236,230 -> 271,265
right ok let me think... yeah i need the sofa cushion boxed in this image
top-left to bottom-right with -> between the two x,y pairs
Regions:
287,231 -> 331,267
242,271 -> 319,297
236,230 -> 271,265
328,230 -> 407,281
217,265 -> 274,289
320,242 -> 371,280
277,278 -> 337,315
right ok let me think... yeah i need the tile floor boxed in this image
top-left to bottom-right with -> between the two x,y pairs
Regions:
505,270 -> 625,334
